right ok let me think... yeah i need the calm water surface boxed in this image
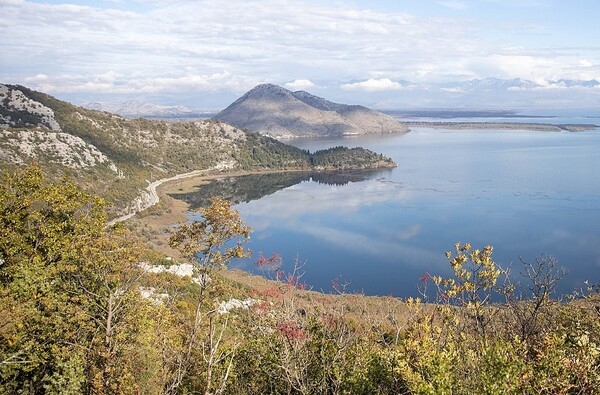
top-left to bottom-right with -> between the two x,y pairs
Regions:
181,124 -> 600,298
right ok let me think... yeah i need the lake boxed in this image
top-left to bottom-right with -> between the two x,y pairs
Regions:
176,119 -> 600,298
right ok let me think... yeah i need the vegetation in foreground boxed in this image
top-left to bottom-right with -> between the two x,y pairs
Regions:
1,166 -> 599,394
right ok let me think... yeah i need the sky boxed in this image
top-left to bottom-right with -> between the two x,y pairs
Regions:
1,0 -> 599,110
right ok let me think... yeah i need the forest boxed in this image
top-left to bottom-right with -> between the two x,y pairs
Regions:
1,166 -> 599,394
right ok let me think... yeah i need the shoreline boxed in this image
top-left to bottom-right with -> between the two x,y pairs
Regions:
402,121 -> 597,132
121,168 -> 314,259
118,167 -> 314,225
107,168 -> 211,225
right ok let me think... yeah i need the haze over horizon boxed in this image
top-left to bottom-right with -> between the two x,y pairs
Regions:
2,0 -> 599,111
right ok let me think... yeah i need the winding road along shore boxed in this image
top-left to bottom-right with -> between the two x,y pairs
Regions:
107,168 -> 211,226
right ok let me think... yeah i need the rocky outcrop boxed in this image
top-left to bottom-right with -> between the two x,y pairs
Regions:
0,84 -> 61,131
0,129 -> 117,170
214,84 -> 409,138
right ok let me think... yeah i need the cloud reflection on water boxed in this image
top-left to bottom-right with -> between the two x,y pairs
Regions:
178,129 -> 600,297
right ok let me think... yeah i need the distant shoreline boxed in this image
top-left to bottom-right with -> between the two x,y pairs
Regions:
402,121 -> 597,132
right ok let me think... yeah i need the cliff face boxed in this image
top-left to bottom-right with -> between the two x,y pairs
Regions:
214,84 -> 409,138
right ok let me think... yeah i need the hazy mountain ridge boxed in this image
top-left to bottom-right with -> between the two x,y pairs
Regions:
82,100 -> 214,119
439,77 -> 600,94
73,78 -> 600,119
452,77 -> 538,90
214,84 -> 409,138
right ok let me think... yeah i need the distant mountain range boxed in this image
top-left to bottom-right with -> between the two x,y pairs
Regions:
76,77 -> 600,119
213,84 -> 409,138
82,101 -> 215,119
440,77 -> 600,92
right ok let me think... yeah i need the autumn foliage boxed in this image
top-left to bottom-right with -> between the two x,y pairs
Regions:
1,167 -> 599,394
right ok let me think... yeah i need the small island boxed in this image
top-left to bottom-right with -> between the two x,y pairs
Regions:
234,132 -> 396,171
309,146 -> 396,170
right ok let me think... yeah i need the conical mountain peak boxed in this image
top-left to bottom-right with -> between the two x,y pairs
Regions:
214,84 -> 408,138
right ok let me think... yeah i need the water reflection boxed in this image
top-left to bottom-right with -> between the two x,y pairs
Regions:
168,169 -> 391,210
168,128 -> 600,297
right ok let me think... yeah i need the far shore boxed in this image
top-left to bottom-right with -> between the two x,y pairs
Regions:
402,121 -> 597,132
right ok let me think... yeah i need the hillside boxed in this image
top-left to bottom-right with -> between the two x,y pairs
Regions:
0,84 -> 395,217
213,83 -> 409,138
2,164 -> 598,394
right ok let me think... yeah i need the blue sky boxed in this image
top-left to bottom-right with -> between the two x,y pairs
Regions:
1,0 -> 599,109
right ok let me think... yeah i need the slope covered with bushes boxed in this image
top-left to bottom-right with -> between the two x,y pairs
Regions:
1,166 -> 598,394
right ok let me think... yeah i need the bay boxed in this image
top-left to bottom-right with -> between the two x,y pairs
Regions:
176,123 -> 600,298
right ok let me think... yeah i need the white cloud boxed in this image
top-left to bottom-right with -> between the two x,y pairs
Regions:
2,0 -> 598,108
25,74 -> 49,82
471,55 -> 560,82
341,78 -> 405,92
437,1 -> 467,10
284,79 -> 315,90
19,70 -> 262,101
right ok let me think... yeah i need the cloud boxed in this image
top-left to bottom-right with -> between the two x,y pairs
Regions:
470,55 -> 561,83
2,0 -> 598,108
21,70 -> 261,98
397,224 -> 422,240
341,78 -> 405,92
298,224 -> 441,266
437,1 -> 467,10
284,79 -> 315,90
2,1 -> 468,91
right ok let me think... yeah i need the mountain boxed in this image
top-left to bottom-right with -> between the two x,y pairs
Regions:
82,101 -> 214,119
547,79 -> 600,88
443,77 -> 539,92
213,84 -> 409,138
1,84 -> 395,217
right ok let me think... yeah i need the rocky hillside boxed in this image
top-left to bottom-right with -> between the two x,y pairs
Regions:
0,84 -> 395,218
213,84 -> 409,138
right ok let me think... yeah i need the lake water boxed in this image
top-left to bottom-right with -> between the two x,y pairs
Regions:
175,118 -> 600,298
